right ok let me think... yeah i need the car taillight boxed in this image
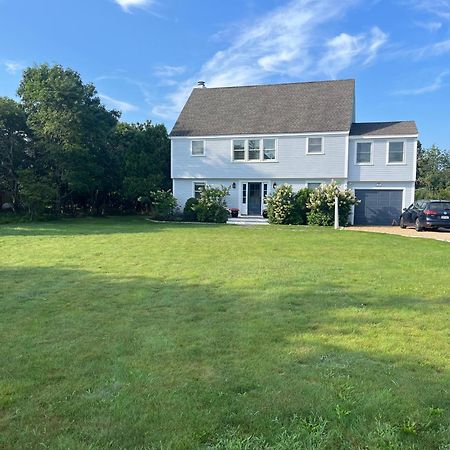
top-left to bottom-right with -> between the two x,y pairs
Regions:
424,209 -> 439,215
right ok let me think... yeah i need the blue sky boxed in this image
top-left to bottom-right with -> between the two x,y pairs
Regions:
0,0 -> 449,147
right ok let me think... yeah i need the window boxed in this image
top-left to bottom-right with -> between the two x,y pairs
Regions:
248,139 -> 260,160
307,137 -> 323,154
233,140 -> 245,160
388,142 -> 404,163
356,142 -> 372,164
191,140 -> 205,156
193,182 -> 206,199
232,138 -> 278,162
242,183 -> 247,204
263,183 -> 268,199
263,139 -> 276,160
307,182 -> 321,190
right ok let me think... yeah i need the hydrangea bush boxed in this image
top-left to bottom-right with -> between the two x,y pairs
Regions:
307,181 -> 358,226
193,185 -> 230,223
265,184 -> 294,224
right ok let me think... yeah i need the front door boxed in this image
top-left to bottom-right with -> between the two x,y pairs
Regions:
248,182 -> 262,215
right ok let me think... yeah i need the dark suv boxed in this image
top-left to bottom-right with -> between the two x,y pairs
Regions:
399,200 -> 450,231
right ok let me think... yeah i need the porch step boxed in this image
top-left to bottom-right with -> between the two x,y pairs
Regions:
227,216 -> 269,225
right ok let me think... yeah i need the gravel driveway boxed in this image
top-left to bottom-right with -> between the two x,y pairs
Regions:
347,226 -> 450,242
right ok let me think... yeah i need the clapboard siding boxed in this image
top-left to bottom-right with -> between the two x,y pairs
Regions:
172,134 -> 347,180
348,137 -> 416,182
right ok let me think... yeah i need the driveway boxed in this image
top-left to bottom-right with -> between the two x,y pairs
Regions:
348,226 -> 450,242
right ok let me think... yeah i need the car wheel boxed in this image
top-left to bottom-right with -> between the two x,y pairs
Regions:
400,217 -> 406,229
415,218 -> 423,232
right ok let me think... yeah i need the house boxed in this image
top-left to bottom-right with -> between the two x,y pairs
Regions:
169,79 -> 418,225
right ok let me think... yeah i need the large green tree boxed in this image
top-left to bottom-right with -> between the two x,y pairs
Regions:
17,64 -> 120,214
113,121 -> 171,203
416,141 -> 450,198
0,97 -> 29,209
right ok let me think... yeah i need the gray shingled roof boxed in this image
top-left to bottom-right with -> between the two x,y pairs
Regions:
170,79 -> 355,137
350,121 -> 418,136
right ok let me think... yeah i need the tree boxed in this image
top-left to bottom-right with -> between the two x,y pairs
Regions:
113,121 -> 171,204
17,64 -> 120,214
0,97 -> 30,209
416,141 -> 450,199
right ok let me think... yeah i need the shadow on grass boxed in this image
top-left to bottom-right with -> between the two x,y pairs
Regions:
0,266 -> 448,449
0,216 -> 222,237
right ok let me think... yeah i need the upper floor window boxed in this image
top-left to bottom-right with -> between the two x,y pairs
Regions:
233,140 -> 245,160
263,139 -> 276,160
307,137 -> 323,154
387,141 -> 405,164
356,142 -> 372,164
232,138 -> 277,162
191,140 -> 205,156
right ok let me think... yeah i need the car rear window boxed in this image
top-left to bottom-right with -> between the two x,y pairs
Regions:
428,202 -> 450,210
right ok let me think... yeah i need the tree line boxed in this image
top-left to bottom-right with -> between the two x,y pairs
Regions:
0,64 -> 170,219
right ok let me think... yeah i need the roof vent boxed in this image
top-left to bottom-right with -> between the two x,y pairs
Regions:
197,80 -> 206,88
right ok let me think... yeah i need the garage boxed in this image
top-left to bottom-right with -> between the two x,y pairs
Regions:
354,189 -> 403,225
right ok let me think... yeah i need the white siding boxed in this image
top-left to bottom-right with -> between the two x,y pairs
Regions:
348,137 -> 416,182
172,134 -> 348,180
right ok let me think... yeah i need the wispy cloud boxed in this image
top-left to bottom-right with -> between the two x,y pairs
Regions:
153,0 -> 387,120
394,71 -> 450,95
408,0 -> 450,20
154,65 -> 186,78
318,27 -> 388,78
414,21 -> 442,32
98,93 -> 139,113
114,0 -> 155,13
3,60 -> 25,74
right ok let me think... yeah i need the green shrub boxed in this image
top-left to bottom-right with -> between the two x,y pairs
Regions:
193,185 -> 230,223
183,197 -> 199,221
266,185 -> 312,224
290,188 -> 312,224
265,184 -> 294,224
307,181 -> 358,226
415,186 -> 450,200
148,190 -> 177,220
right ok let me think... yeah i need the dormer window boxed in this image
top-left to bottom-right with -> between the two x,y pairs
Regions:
307,137 -> 323,154
191,140 -> 205,156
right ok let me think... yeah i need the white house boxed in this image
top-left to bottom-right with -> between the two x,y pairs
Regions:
169,79 -> 418,225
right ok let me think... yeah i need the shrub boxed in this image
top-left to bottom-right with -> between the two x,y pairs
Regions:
290,188 -> 313,225
183,197 -> 199,221
148,190 -> 177,220
193,185 -> 230,223
266,185 -> 312,224
415,186 -> 450,200
307,181 -> 358,226
265,184 -> 294,224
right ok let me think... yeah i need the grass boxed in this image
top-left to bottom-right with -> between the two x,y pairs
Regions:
0,217 -> 449,449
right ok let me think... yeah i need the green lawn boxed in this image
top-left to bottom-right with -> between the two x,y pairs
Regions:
0,218 -> 449,449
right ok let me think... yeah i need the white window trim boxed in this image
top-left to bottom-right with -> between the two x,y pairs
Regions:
192,181 -> 206,198
190,140 -> 206,157
386,140 -> 406,165
231,138 -> 278,163
355,141 -> 374,165
306,137 -> 324,155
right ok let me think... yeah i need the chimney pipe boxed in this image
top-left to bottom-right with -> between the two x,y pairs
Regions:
197,80 -> 206,88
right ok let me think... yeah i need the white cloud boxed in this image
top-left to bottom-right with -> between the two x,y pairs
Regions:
415,21 -> 442,32
3,60 -> 25,74
318,27 -> 388,78
114,0 -> 155,13
394,71 -> 450,95
153,0 -> 387,120
409,0 -> 450,20
98,93 -> 139,112
154,65 -> 186,78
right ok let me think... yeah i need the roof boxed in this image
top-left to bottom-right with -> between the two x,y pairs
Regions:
350,121 -> 418,136
170,79 -> 355,137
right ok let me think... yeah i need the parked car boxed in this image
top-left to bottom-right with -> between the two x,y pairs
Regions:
399,200 -> 450,231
